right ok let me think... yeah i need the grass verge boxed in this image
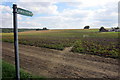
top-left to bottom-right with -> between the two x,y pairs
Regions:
2,60 -> 44,79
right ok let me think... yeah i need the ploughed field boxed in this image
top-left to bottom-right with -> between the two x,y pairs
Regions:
2,29 -> 120,58
1,29 -> 120,78
2,42 -> 119,78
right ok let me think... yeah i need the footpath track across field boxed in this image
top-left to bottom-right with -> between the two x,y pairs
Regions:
2,42 -> 119,78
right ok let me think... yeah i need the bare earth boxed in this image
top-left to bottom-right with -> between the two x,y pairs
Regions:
2,42 -> 119,78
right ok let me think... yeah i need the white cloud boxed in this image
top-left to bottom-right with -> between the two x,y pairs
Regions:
0,5 -> 12,28
0,5 -> 11,12
69,0 -> 119,8
18,21 -> 42,28
0,5 -> 22,28
1,0 -> 119,29
1,13 -> 12,28
17,0 -> 79,2
16,2 -> 59,15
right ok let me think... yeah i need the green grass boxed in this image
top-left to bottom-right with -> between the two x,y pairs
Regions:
1,29 -> 120,59
2,60 -> 44,79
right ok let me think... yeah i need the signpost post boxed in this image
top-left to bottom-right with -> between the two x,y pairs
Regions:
13,4 -> 20,80
13,4 -> 33,80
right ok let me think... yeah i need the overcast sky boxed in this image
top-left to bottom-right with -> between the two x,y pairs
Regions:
0,0 -> 119,29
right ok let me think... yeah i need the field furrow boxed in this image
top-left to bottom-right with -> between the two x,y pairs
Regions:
2,42 -> 119,78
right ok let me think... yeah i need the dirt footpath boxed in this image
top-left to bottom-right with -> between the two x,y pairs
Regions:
2,42 -> 119,78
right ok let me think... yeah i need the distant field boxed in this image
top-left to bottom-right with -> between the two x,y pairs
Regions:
1,29 -> 120,58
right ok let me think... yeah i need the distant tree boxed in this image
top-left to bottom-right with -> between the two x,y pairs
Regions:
115,27 -> 120,29
84,26 -> 90,29
43,27 -> 47,30
99,27 -> 108,32
99,27 -> 104,31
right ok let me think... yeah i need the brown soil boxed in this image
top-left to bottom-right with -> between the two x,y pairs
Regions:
2,42 -> 119,78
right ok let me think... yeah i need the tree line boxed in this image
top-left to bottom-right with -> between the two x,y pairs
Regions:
1,28 -> 36,33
